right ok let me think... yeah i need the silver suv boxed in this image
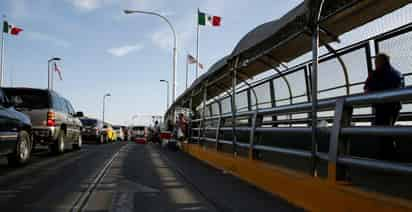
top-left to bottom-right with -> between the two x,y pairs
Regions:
4,88 -> 83,154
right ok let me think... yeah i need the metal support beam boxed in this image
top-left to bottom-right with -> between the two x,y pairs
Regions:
236,70 -> 260,111
232,70 -> 263,160
328,98 -> 353,183
231,59 -> 239,155
215,116 -> 222,151
188,90 -> 195,143
319,26 -> 341,43
303,27 -> 350,96
311,26 -> 319,176
310,0 -> 325,176
321,40 -> 350,96
249,111 -> 263,160
264,54 -> 289,70
258,59 -> 293,106
200,83 -> 208,145
215,97 -> 223,151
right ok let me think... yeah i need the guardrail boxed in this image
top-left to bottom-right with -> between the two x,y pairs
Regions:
189,87 -> 412,182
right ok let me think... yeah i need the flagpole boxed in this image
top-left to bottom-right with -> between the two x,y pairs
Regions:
51,62 -> 54,90
185,54 -> 188,89
1,18 -> 6,87
195,8 -> 200,79
47,57 -> 61,90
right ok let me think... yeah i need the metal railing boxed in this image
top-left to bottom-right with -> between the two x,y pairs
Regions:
190,87 -> 412,181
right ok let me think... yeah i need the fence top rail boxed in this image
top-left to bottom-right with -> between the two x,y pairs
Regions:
344,87 -> 412,106
196,87 -> 412,121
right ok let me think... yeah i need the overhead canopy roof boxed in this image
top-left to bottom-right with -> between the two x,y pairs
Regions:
167,0 -> 411,116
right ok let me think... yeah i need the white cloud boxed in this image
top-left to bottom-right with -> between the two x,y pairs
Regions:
67,0 -> 115,11
72,0 -> 101,10
25,32 -> 72,48
107,43 -> 144,57
67,0 -> 163,12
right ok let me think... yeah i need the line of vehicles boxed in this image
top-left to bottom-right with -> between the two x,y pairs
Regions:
79,117 -> 147,144
0,87 -> 150,166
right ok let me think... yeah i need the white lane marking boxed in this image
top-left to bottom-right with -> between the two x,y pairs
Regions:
97,180 -> 160,193
71,144 -> 126,212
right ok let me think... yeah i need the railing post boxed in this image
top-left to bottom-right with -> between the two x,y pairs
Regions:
269,80 -> 278,127
200,84 -> 208,145
215,116 -> 222,151
328,98 -> 353,183
188,91 -> 194,143
197,124 -> 201,143
231,59 -> 239,156
249,111 -> 262,160
215,99 -> 223,151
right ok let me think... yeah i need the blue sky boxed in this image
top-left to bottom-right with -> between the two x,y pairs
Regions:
0,0 -> 302,125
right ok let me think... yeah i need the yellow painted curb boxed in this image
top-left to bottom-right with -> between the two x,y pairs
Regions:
182,143 -> 412,212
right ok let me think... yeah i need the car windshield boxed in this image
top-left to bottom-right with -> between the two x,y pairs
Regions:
3,89 -> 50,109
81,119 -> 97,126
112,126 -> 120,130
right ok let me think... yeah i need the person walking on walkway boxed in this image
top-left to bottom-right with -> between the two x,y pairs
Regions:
177,113 -> 188,141
364,53 -> 403,160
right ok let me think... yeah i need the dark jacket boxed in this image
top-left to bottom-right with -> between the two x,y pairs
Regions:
364,64 -> 403,111
365,65 -> 402,92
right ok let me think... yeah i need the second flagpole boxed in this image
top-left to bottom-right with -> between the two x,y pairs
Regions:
186,54 -> 189,89
195,8 -> 200,79
0,18 -> 6,87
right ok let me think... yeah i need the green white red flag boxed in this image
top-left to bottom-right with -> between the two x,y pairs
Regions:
198,11 -> 221,27
3,21 -> 23,35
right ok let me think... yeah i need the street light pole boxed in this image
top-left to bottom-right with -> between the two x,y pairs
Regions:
102,93 -> 111,123
48,57 -> 61,90
124,9 -> 177,105
160,80 -> 169,111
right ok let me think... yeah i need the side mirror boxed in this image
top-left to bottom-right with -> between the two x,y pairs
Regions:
75,111 -> 84,117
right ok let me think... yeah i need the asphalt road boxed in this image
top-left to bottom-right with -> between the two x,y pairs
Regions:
0,142 -> 301,212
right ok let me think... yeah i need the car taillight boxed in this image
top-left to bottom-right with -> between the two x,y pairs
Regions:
47,112 -> 56,127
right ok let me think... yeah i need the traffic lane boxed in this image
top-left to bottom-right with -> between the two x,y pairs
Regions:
161,145 -> 303,212
84,143 -> 218,212
0,142 -> 125,211
0,145 -> 86,185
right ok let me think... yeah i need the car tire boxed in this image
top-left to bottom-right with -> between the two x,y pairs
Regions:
51,132 -> 65,154
73,135 -> 82,150
8,131 -> 32,166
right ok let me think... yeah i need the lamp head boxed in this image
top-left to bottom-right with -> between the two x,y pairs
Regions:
124,10 -> 134,14
49,57 -> 61,62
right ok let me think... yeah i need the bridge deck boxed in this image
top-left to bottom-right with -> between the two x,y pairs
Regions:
0,143 -> 301,212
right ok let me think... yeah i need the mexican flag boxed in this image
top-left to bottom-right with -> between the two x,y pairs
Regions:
198,11 -> 221,27
3,21 -> 23,35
